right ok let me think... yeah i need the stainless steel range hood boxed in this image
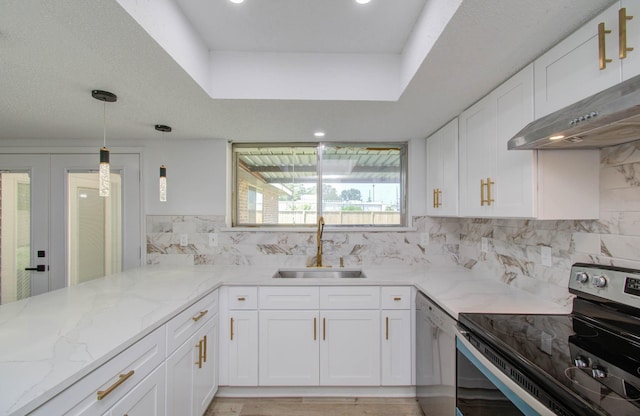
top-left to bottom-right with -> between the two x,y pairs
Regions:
508,74 -> 640,150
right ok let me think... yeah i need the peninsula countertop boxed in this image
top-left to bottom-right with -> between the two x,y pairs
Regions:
0,264 -> 569,415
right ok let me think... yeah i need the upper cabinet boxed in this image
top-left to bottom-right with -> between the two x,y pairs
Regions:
535,1 -> 640,118
459,64 -> 600,219
426,118 -> 458,217
459,64 -> 538,218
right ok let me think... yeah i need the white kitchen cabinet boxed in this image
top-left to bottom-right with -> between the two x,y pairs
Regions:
166,289 -> 218,416
193,314 -> 218,415
107,363 -> 166,416
534,1 -> 640,118
534,3 -> 620,118
228,310 -> 259,386
31,326 -> 166,416
259,310 -> 320,386
380,287 -> 412,386
219,287 -> 259,387
459,63 -> 600,219
459,64 -> 534,218
320,310 -> 381,386
166,315 -> 218,416
381,310 -> 412,386
426,118 -> 458,216
621,1 -> 640,80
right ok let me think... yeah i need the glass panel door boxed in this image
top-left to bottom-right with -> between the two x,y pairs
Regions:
68,172 -> 122,285
0,155 -> 50,304
1,172 -> 31,303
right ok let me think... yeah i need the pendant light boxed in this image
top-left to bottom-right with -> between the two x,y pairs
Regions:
92,90 -> 117,197
155,124 -> 172,202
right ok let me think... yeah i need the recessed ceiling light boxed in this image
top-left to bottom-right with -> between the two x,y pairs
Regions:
229,0 -> 244,4
355,0 -> 371,4
314,131 -> 326,138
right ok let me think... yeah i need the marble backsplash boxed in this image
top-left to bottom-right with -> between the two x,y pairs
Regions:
146,141 -> 640,308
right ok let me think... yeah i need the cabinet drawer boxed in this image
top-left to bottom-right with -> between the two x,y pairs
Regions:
319,286 -> 380,309
166,289 -> 218,354
32,326 -> 166,415
259,286 -> 319,309
381,287 -> 411,309
228,286 -> 258,309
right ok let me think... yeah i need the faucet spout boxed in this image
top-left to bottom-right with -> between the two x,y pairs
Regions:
316,216 -> 325,267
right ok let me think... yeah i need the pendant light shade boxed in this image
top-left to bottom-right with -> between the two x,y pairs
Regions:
155,124 -> 172,202
92,90 -> 117,197
99,147 -> 110,197
159,165 -> 167,202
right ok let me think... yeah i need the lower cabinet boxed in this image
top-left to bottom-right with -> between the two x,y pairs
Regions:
259,310 -> 320,386
320,310 -> 381,386
166,314 -> 218,416
228,310 -> 259,386
107,363 -> 166,416
381,310 -> 412,385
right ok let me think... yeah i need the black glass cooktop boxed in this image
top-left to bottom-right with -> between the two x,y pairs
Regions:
458,306 -> 640,416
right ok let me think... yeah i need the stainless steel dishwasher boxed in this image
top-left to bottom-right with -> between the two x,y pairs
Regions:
416,291 -> 457,415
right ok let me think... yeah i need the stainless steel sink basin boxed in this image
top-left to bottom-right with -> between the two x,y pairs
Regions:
272,268 -> 366,279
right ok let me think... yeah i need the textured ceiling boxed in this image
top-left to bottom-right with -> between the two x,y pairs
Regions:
0,0 -> 616,144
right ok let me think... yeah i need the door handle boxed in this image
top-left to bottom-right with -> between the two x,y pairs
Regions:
25,265 -> 46,272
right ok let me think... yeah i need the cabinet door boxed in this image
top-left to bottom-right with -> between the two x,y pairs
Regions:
458,94 -> 496,217
320,310 -> 380,386
534,3 -> 620,118
426,118 -> 458,217
194,315 -> 218,415
622,1 -> 640,80
493,64 -> 536,218
166,331 -> 196,416
259,310 -> 320,386
228,310 -> 258,386
381,310 -> 411,386
108,363 -> 166,416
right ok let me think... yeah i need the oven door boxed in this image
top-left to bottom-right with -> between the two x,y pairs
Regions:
456,331 -> 556,416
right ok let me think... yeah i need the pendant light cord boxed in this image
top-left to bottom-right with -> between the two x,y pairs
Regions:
103,101 -> 107,148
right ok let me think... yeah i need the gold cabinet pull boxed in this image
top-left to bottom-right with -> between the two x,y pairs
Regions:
237,297 -> 246,301
599,22 -> 613,69
486,177 -> 494,206
620,7 -> 634,59
433,188 -> 442,208
192,310 -> 208,322
385,317 -> 389,340
96,370 -> 135,400
195,339 -> 203,368
313,317 -> 317,340
230,317 -> 234,341
481,178 -> 494,206
393,297 -> 402,301
203,335 -> 208,363
322,317 -> 326,341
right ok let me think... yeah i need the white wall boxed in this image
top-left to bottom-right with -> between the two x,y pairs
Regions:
144,139 -> 227,215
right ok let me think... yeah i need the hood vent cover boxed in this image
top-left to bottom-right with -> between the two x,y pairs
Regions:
508,74 -> 640,150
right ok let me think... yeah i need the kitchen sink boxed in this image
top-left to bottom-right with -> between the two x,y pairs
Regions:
272,268 -> 366,279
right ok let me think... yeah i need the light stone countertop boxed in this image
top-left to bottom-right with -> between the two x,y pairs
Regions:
0,264 -> 570,416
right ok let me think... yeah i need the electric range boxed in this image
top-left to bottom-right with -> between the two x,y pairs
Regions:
457,263 -> 640,415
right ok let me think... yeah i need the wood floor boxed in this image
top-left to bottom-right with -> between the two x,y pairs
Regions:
205,397 -> 424,416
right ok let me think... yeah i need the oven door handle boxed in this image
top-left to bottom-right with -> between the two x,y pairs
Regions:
455,328 -> 556,416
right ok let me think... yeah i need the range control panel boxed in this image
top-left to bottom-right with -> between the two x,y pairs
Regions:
569,263 -> 640,308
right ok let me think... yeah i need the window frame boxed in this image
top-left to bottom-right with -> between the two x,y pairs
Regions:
231,142 -> 408,228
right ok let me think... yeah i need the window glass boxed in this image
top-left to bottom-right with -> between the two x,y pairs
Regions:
233,143 -> 406,227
